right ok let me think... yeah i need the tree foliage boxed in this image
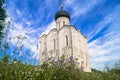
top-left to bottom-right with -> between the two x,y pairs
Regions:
0,0 -> 7,42
0,55 -> 120,80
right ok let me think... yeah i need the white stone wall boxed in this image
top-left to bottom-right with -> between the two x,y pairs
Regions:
40,17 -> 91,72
40,34 -> 47,64
59,26 -> 72,57
56,17 -> 70,30
70,27 -> 91,72
46,29 -> 58,51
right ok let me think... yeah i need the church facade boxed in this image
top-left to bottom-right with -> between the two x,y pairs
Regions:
40,8 -> 91,72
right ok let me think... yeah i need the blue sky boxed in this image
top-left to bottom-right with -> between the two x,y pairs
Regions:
2,0 -> 120,70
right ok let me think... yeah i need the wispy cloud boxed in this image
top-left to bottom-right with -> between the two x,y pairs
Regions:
40,21 -> 56,36
89,33 -> 120,57
64,0 -> 101,18
7,19 -> 56,61
5,0 -> 120,69
6,0 -> 56,61
64,0 -> 74,6
73,0 -> 99,17
88,19 -> 120,70
8,21 -> 39,60
88,5 -> 120,40
87,3 -> 120,69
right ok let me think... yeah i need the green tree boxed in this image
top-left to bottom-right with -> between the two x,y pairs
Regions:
1,54 -> 9,63
0,0 -> 11,60
0,0 -> 7,43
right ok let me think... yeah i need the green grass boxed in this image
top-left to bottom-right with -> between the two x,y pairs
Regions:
0,55 -> 120,80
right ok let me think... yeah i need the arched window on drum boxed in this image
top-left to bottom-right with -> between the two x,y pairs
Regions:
65,35 -> 68,46
53,39 -> 56,49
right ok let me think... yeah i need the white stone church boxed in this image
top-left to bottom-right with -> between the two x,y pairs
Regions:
40,7 -> 91,72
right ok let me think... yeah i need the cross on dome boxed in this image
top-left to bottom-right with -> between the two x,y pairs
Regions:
61,2 -> 64,10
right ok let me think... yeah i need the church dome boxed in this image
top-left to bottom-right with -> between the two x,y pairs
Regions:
55,10 -> 70,20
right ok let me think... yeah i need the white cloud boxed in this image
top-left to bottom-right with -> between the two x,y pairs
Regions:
7,20 -> 56,61
16,9 -> 23,18
40,21 -> 56,37
88,31 -> 120,70
8,22 -> 39,60
64,0 -> 100,18
73,0 -> 98,17
6,0 -> 120,68
88,5 -> 120,40
87,5 -> 120,70
90,54 -> 120,70
64,0 -> 74,6
5,17 -> 11,23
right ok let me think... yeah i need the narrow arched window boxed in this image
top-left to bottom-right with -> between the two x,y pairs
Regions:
58,22 -> 60,29
63,21 -> 65,26
65,36 -> 68,46
44,42 -> 46,51
80,61 -> 84,70
53,39 -> 55,49
86,61 -> 87,66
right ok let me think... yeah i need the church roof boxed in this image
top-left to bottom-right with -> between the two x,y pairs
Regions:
55,10 -> 70,20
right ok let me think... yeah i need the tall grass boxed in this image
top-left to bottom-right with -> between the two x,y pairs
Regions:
0,55 -> 120,80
